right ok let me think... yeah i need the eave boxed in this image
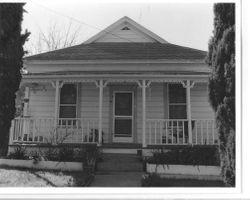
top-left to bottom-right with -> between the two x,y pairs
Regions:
23,59 -> 206,65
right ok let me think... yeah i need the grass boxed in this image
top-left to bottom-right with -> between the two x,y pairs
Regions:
0,167 -> 90,187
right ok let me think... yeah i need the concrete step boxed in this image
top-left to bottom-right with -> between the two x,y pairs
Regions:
97,153 -> 143,172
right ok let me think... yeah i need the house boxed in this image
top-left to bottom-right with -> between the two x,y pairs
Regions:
9,16 -> 217,152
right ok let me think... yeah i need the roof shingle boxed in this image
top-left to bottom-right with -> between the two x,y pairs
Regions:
24,43 -> 207,61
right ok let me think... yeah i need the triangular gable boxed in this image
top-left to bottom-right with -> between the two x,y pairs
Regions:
84,16 -> 167,44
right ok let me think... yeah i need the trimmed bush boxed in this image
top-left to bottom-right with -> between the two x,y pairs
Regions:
146,146 -> 220,166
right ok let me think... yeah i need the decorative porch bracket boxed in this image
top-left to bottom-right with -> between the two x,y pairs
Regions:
51,80 -> 64,144
181,80 -> 195,144
137,80 -> 152,148
95,80 -> 108,146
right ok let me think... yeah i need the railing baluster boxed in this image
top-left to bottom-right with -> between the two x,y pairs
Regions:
15,119 -> 19,141
166,121 -> 168,144
149,121 -> 151,145
201,120 -> 203,145
87,121 -> 90,142
212,120 -> 215,144
171,121 -> 174,144
81,119 -> 84,143
206,120 -> 209,145
160,121 -> 162,145
195,121 -> 198,145
92,121 -> 95,143
32,119 -> 35,142
154,121 -> 157,144
71,120 -> 73,143
20,118 -> 23,141
177,120 -> 179,144
182,121 -> 185,144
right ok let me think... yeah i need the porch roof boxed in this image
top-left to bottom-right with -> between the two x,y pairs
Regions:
24,43 -> 207,62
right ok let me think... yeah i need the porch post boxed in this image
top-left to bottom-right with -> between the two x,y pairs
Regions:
54,81 -> 60,128
22,86 -> 30,139
142,80 -> 146,148
95,80 -> 107,146
23,86 -> 30,116
182,80 -> 195,144
52,80 -> 64,142
138,80 -> 151,148
186,80 -> 192,144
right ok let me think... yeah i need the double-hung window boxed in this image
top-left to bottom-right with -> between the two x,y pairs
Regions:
59,84 -> 77,125
168,84 -> 187,119
167,84 -> 188,142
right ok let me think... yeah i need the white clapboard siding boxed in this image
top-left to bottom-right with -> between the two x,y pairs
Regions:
95,24 -> 156,43
29,84 -> 55,118
191,83 -> 215,119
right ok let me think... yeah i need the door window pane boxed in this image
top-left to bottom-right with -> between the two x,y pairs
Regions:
115,93 -> 132,116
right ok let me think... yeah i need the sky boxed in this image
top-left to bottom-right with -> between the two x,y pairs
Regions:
22,1 -> 214,52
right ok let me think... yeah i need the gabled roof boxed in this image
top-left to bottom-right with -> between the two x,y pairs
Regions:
24,43 -> 206,61
84,16 -> 167,44
24,16 -> 207,62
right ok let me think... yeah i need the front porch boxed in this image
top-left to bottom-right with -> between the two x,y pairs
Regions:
10,75 -> 217,148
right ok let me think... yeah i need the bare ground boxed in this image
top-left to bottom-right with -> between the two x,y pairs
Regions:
0,168 -> 88,187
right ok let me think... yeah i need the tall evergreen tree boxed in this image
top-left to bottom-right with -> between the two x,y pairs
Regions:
206,3 -> 235,186
0,3 -> 29,156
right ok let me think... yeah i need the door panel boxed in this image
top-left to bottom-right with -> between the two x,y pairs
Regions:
113,92 -> 133,143
114,119 -> 132,137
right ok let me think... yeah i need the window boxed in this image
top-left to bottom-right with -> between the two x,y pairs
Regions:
59,84 -> 77,120
121,26 -> 130,30
168,84 -> 186,119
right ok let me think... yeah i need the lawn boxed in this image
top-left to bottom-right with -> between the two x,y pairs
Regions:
0,167 -> 90,187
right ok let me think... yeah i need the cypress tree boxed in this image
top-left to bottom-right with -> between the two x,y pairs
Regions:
206,3 -> 235,186
0,3 -> 29,156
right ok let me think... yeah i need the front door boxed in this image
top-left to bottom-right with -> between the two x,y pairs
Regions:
113,91 -> 134,143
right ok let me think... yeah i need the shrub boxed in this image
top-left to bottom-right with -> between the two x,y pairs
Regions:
43,147 -> 59,161
141,173 -> 163,187
58,146 -> 75,162
147,146 -> 220,166
8,146 -> 28,160
76,146 -> 99,167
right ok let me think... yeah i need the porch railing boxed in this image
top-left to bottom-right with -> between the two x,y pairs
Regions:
9,117 -> 99,144
146,119 -> 218,145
